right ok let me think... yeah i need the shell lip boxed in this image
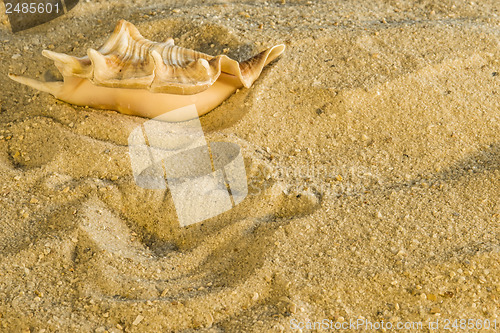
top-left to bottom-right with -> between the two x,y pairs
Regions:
18,20 -> 286,96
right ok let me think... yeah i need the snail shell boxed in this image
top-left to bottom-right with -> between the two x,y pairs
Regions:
9,20 -> 285,121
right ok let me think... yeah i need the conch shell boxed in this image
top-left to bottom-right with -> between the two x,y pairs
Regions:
9,20 -> 285,121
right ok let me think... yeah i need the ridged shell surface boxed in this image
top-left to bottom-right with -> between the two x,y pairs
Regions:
42,20 -> 284,94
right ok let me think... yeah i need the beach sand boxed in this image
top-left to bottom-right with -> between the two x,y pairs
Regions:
0,0 -> 499,332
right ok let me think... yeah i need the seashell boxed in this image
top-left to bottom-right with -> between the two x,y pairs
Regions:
9,20 -> 285,121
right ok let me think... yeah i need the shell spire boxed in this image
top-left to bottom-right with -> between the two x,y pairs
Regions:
40,20 -> 285,94
8,20 -> 285,121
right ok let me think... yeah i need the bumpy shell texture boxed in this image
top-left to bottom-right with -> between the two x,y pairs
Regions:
9,20 -> 285,121
44,20 -> 283,94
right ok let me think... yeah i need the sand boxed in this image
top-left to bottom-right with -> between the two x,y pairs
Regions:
0,0 -> 499,332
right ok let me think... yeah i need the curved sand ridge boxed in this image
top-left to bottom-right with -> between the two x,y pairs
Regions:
0,3 -> 499,332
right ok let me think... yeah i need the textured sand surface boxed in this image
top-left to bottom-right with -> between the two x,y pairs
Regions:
0,0 -> 499,332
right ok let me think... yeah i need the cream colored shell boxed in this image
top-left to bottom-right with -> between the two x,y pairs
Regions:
9,20 -> 285,121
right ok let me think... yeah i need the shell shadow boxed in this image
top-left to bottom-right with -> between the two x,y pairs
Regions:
141,17 -> 271,131
138,17 -> 256,61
